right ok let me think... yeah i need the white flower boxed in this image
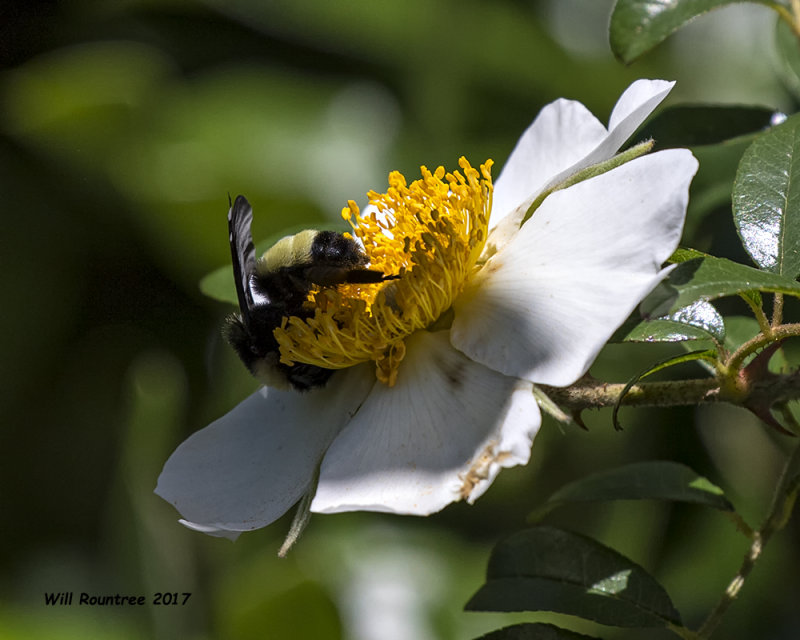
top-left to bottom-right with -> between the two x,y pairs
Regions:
155,79 -> 698,539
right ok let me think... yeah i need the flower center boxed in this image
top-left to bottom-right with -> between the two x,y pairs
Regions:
274,157 -> 493,386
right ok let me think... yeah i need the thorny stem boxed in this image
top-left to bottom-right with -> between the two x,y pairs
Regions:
773,293 -> 785,327
540,370 -> 800,412
541,323 -> 800,414
741,293 -> 773,337
696,443 -> 800,638
720,510 -> 757,540
541,377 -> 720,411
725,322 -> 800,373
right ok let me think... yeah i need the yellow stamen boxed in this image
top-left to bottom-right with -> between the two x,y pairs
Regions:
274,157 -> 493,385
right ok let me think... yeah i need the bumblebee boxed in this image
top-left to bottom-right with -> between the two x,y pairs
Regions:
224,195 -> 394,390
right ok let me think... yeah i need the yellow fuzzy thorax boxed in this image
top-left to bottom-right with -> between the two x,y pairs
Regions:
273,157 -> 493,386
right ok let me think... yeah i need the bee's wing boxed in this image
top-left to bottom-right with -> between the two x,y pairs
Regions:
228,195 -> 258,322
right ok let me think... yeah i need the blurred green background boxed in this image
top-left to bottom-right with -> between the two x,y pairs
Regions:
2,1 -> 799,638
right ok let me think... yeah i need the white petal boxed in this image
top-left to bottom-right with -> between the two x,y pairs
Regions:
563,79 -> 675,181
608,79 -> 674,132
488,79 -> 674,251
178,520 -> 241,540
451,149 -> 699,386
311,331 -> 540,515
490,99 -> 608,228
155,366 -> 375,535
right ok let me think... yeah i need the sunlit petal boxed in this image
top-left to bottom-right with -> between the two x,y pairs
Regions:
490,99 -> 608,228
608,78 -> 674,132
178,520 -> 242,541
311,331 -> 540,515
488,79 -> 674,251
155,366 -> 375,534
451,149 -> 698,386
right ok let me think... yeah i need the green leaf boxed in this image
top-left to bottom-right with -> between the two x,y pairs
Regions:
723,315 -> 761,352
199,222 -> 347,304
466,526 -> 682,628
474,623 -> 603,640
637,279 -> 680,320
666,300 -> 725,340
609,0 -> 772,63
738,289 -> 763,311
637,105 -> 777,148
776,19 -> 800,99
733,113 -> 800,278
530,461 -> 733,522
613,300 -> 725,343
669,246 -> 712,263
665,256 -> 800,312
615,318 -> 712,343
199,263 -> 240,306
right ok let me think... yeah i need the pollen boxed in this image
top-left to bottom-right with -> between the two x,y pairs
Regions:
273,157 -> 493,386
